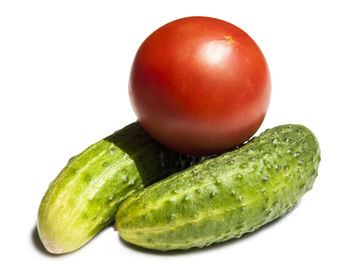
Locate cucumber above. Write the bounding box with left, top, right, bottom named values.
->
left=37, top=122, right=203, bottom=254
left=115, top=124, right=320, bottom=251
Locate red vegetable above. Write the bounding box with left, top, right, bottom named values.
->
left=129, top=16, right=271, bottom=155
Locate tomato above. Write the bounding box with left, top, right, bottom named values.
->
left=129, top=17, right=271, bottom=155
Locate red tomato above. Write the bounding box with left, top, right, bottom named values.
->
left=129, top=17, right=271, bottom=155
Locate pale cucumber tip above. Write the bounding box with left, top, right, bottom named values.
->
left=40, top=236, right=66, bottom=254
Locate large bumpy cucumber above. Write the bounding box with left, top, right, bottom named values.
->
left=116, top=124, right=320, bottom=251
left=37, top=122, right=203, bottom=254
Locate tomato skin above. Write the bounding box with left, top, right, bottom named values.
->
left=129, top=17, right=271, bottom=155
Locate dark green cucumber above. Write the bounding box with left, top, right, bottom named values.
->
left=116, top=124, right=320, bottom=251
left=37, top=122, right=203, bottom=254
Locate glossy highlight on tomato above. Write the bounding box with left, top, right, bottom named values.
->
left=129, top=16, right=271, bottom=155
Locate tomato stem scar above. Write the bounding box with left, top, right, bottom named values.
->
left=224, top=35, right=236, bottom=44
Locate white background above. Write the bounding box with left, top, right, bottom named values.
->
left=1, top=0, right=349, bottom=271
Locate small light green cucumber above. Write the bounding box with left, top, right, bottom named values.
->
left=115, top=124, right=320, bottom=251
left=37, top=122, right=203, bottom=254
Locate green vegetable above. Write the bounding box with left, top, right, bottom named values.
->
left=116, top=124, right=320, bottom=251
left=37, top=122, right=203, bottom=254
